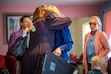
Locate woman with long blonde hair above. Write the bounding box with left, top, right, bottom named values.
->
left=45, top=5, right=64, bottom=17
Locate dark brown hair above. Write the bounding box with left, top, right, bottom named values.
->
left=20, top=15, right=30, bottom=23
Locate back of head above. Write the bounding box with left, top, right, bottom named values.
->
left=33, top=5, right=46, bottom=22
left=91, top=56, right=105, bottom=68
left=89, top=16, right=102, bottom=30
left=45, top=5, right=64, bottom=17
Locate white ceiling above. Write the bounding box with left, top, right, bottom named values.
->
left=0, top=0, right=109, bottom=6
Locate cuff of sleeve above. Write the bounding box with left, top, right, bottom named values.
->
left=22, top=31, right=27, bottom=37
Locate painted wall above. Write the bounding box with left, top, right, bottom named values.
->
left=69, top=18, right=90, bottom=57
left=0, top=5, right=100, bottom=55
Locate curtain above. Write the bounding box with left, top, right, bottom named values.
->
left=103, top=8, right=111, bottom=39
left=103, top=8, right=111, bottom=58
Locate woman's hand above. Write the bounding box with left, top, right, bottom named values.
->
left=53, top=47, right=61, bottom=56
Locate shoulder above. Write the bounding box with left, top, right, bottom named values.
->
left=10, top=30, right=22, bottom=38
left=33, top=18, right=44, bottom=24
left=85, top=32, right=90, bottom=38
left=96, top=30, right=105, bottom=35
left=10, top=32, right=17, bottom=38
left=96, top=30, right=102, bottom=33
left=96, top=30, right=107, bottom=37
left=84, top=32, right=90, bottom=43
left=46, top=15, right=71, bottom=22
left=55, top=17, right=71, bottom=21
left=61, top=26, right=69, bottom=31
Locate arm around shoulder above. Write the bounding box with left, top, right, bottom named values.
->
left=50, top=17, right=72, bottom=30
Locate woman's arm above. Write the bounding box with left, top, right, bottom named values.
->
left=46, top=16, right=72, bottom=30
left=56, top=27, right=73, bottom=52
left=99, top=32, right=110, bottom=56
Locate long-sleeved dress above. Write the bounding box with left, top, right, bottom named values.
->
left=21, top=15, right=72, bottom=74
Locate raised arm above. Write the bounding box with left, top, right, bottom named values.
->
left=46, top=16, right=72, bottom=30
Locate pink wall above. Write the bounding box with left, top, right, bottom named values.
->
left=0, top=5, right=100, bottom=55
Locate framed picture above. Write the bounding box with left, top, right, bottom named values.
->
left=3, top=13, right=33, bottom=44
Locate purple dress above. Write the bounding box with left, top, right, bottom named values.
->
left=21, top=15, right=72, bottom=74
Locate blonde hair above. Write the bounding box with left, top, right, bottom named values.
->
left=45, top=5, right=64, bottom=17
left=91, top=56, right=105, bottom=68
left=33, top=5, right=46, bottom=22
left=90, top=16, right=102, bottom=30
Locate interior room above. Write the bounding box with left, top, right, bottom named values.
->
left=0, top=0, right=110, bottom=57
left=0, top=0, right=111, bottom=74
